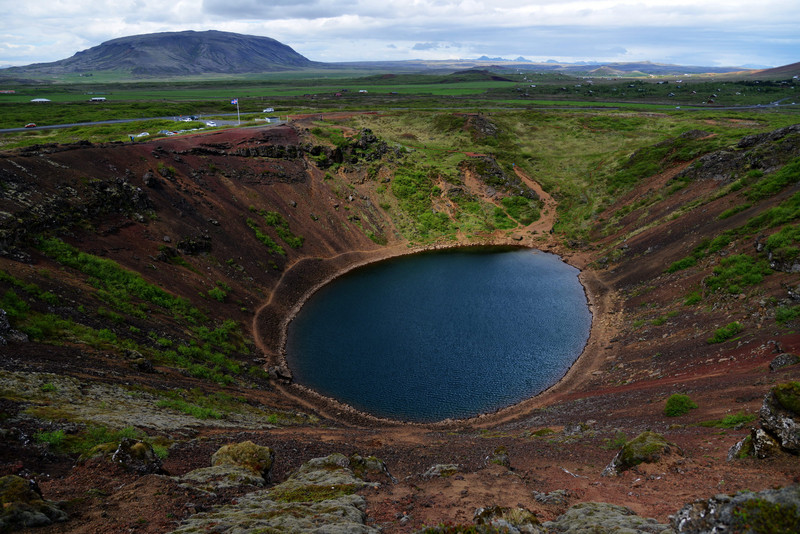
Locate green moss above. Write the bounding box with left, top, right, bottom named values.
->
left=268, top=483, right=358, bottom=503
left=156, top=398, right=221, bottom=419
left=618, top=431, right=674, bottom=470
left=733, top=498, right=800, bottom=533
left=684, top=290, right=702, bottom=306
left=746, top=157, right=800, bottom=201
left=602, top=431, right=628, bottom=450
left=772, top=382, right=800, bottom=416
left=419, top=525, right=507, bottom=533
left=212, top=441, right=274, bottom=475
left=736, top=434, right=756, bottom=459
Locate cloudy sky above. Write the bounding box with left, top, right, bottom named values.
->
left=1, top=0, right=798, bottom=69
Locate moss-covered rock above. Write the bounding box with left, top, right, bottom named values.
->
left=544, top=502, right=672, bottom=534
left=422, top=463, right=460, bottom=478
left=111, top=438, right=165, bottom=475
left=474, top=505, right=542, bottom=533
left=601, top=431, right=683, bottom=476
left=487, top=445, right=511, bottom=468
left=760, top=382, right=800, bottom=452
left=349, top=454, right=395, bottom=483
left=771, top=382, right=800, bottom=416
left=211, top=440, right=275, bottom=482
left=170, top=453, right=380, bottom=533
left=179, top=465, right=269, bottom=491
left=0, top=475, right=67, bottom=532
left=673, top=485, right=800, bottom=533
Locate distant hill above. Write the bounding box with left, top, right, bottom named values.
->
left=3, top=30, right=317, bottom=76
left=2, top=29, right=794, bottom=79
left=749, top=61, right=800, bottom=79
left=335, top=59, right=752, bottom=77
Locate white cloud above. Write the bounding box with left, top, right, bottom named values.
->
left=0, top=0, right=797, bottom=67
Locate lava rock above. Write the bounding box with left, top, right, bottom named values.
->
left=545, top=502, right=672, bottom=534
left=474, top=505, right=542, bottom=533
left=422, top=463, right=460, bottom=478
left=672, top=485, right=800, bottom=533
left=759, top=383, right=800, bottom=452
left=602, top=431, right=683, bottom=477
left=770, top=353, right=800, bottom=372
left=0, top=475, right=67, bottom=531
left=111, top=438, right=165, bottom=475
left=172, top=453, right=380, bottom=533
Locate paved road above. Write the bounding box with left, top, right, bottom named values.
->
left=0, top=112, right=254, bottom=134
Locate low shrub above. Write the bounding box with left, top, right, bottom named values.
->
left=707, top=322, right=744, bottom=344
left=664, top=394, right=698, bottom=417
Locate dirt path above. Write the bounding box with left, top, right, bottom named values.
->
left=514, top=166, right=558, bottom=235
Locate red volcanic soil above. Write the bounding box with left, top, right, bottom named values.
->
left=1, top=120, right=799, bottom=533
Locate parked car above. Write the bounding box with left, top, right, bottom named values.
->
left=263, top=107, right=274, bottom=113
left=24, top=123, right=36, bottom=128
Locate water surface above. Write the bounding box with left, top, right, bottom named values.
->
left=285, top=247, right=591, bottom=422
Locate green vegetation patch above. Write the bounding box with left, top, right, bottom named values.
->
left=776, top=304, right=800, bottom=324
left=707, top=322, right=744, bottom=344
left=607, top=132, right=722, bottom=194
left=705, top=254, right=771, bottom=294
left=602, top=431, right=629, bottom=450
left=391, top=168, right=454, bottom=240
left=246, top=218, right=286, bottom=256
left=733, top=498, right=800, bottom=534
left=259, top=210, right=305, bottom=248
left=500, top=195, right=540, bottom=225
left=664, top=394, right=698, bottom=417
left=665, top=234, right=733, bottom=274
left=698, top=412, right=757, bottom=428
left=765, top=224, right=800, bottom=264
left=37, top=237, right=202, bottom=322
left=746, top=157, right=800, bottom=202
left=310, top=125, right=348, bottom=148
left=34, top=424, right=168, bottom=459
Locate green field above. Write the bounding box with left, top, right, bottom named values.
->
left=1, top=69, right=798, bottom=193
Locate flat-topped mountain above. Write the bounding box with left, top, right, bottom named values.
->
left=5, top=30, right=316, bottom=76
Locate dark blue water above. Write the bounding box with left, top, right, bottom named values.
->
left=285, top=247, right=591, bottom=422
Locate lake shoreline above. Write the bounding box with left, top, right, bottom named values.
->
left=254, top=237, right=615, bottom=429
